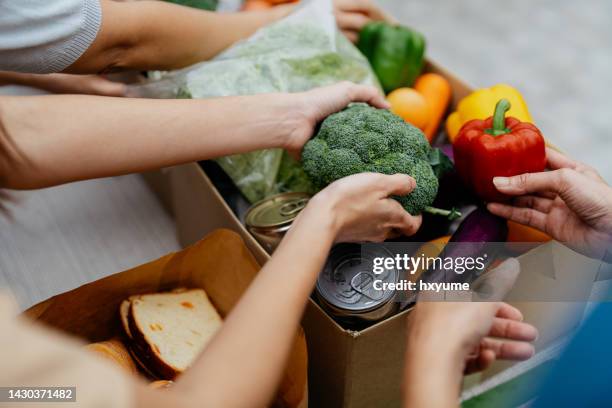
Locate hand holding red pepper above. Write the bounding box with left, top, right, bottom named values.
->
left=453, top=99, right=546, bottom=202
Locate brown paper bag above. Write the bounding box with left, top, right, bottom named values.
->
left=24, top=228, right=307, bottom=408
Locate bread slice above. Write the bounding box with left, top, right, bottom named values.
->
left=128, top=289, right=222, bottom=379
left=119, top=299, right=161, bottom=379
left=84, top=338, right=138, bottom=375
left=119, top=299, right=132, bottom=339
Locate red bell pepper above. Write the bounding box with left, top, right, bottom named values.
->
left=453, top=98, right=546, bottom=202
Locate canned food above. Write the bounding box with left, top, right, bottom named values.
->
left=316, top=244, right=399, bottom=324
left=245, top=192, right=311, bottom=253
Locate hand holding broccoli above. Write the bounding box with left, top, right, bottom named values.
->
left=302, top=103, right=458, bottom=219
left=280, top=82, right=389, bottom=159
left=303, top=173, right=422, bottom=243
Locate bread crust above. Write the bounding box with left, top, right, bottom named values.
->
left=84, top=338, right=139, bottom=375
left=128, top=300, right=180, bottom=379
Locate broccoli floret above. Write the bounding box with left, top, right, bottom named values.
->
left=302, top=139, right=329, bottom=187
left=322, top=148, right=364, bottom=184
left=302, top=104, right=452, bottom=217
left=393, top=159, right=438, bottom=215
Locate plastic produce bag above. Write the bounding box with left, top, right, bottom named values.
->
left=130, top=0, right=379, bottom=203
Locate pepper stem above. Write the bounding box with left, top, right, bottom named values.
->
left=424, top=206, right=462, bottom=221
left=485, top=98, right=511, bottom=136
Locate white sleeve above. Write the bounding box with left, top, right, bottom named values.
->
left=0, top=0, right=102, bottom=74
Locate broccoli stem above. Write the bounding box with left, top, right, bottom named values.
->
left=423, top=206, right=462, bottom=221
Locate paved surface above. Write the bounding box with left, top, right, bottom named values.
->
left=1, top=0, right=609, bottom=309
left=0, top=174, right=179, bottom=308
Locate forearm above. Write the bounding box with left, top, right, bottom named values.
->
left=67, top=0, right=292, bottom=73
left=403, top=325, right=464, bottom=408
left=172, top=197, right=337, bottom=408
left=0, top=72, right=42, bottom=88
left=0, top=93, right=298, bottom=189
left=0, top=72, right=81, bottom=94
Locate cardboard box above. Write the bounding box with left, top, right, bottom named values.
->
left=23, top=229, right=308, bottom=408
left=141, top=168, right=175, bottom=216
left=169, top=62, right=599, bottom=407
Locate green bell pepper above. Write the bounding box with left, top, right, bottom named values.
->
left=357, top=22, right=426, bottom=94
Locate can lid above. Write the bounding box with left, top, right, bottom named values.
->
left=316, top=244, right=397, bottom=313
left=245, top=192, right=311, bottom=229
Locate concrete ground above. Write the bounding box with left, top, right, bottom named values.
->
left=1, top=0, right=610, bottom=308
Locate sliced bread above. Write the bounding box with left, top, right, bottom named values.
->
left=84, top=338, right=138, bottom=375
left=119, top=299, right=132, bottom=339
left=128, top=289, right=222, bottom=379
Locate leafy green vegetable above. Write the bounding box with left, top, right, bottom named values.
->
left=428, top=148, right=455, bottom=179
left=217, top=149, right=283, bottom=204
left=175, top=87, right=192, bottom=99
left=139, top=1, right=380, bottom=203
left=284, top=53, right=371, bottom=88
left=302, top=104, right=457, bottom=218
left=276, top=152, right=316, bottom=195
left=164, top=0, right=218, bottom=11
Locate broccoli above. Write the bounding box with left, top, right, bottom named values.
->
left=302, top=103, right=459, bottom=219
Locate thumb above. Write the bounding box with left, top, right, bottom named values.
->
left=383, top=174, right=416, bottom=197
left=492, top=170, right=568, bottom=196
left=95, top=80, right=128, bottom=97
left=85, top=76, right=127, bottom=97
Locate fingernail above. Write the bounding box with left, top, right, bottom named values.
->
left=493, top=177, right=510, bottom=188
left=407, top=176, right=416, bottom=187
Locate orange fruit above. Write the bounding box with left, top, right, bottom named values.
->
left=387, top=88, right=430, bottom=131
left=241, top=0, right=273, bottom=10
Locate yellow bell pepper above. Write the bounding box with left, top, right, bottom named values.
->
left=446, top=84, right=533, bottom=143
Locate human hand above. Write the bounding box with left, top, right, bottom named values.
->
left=487, top=147, right=612, bottom=260
left=408, top=269, right=537, bottom=378
left=412, top=259, right=536, bottom=373
left=407, top=300, right=537, bottom=375
left=282, top=82, right=389, bottom=158
left=333, top=0, right=396, bottom=42
left=305, top=172, right=422, bottom=242
left=35, top=74, right=126, bottom=96
left=0, top=72, right=127, bottom=96
left=402, top=260, right=536, bottom=407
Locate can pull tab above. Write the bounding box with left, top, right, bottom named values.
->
left=350, top=272, right=384, bottom=301
left=279, top=198, right=309, bottom=217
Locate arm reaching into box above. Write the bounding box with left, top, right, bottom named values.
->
left=0, top=82, right=387, bottom=189
left=68, top=0, right=294, bottom=73
left=487, top=147, right=612, bottom=260
left=1, top=0, right=390, bottom=75
left=71, top=0, right=395, bottom=72
left=403, top=299, right=538, bottom=408
left=148, top=173, right=422, bottom=408
left=0, top=71, right=127, bottom=97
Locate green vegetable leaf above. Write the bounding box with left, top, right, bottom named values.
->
left=428, top=148, right=454, bottom=179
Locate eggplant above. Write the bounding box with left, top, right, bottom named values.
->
left=449, top=206, right=508, bottom=243
left=418, top=207, right=508, bottom=287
